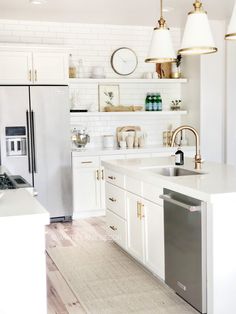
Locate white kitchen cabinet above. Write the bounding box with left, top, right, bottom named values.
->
left=126, top=192, right=145, bottom=263
left=106, top=209, right=127, bottom=249
left=73, top=167, right=101, bottom=213
left=0, top=49, right=68, bottom=84
left=72, top=156, right=102, bottom=218
left=0, top=51, right=32, bottom=84
left=33, top=52, right=68, bottom=84
left=143, top=199, right=165, bottom=279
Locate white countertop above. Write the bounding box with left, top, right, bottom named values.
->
left=0, top=166, right=49, bottom=225
left=102, top=156, right=236, bottom=201
left=72, top=145, right=195, bottom=157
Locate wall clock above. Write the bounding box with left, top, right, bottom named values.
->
left=111, top=47, right=138, bottom=76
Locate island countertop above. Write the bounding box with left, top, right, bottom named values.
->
left=102, top=156, right=236, bottom=201
left=0, top=166, right=49, bottom=225
left=102, top=156, right=236, bottom=314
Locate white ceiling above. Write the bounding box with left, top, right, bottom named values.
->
left=0, top=0, right=234, bottom=27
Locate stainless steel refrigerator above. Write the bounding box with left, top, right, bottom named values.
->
left=0, top=85, right=72, bottom=221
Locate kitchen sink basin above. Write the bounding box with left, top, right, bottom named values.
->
left=141, top=166, right=204, bottom=177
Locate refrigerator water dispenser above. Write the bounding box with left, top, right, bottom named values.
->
left=5, top=126, right=27, bottom=156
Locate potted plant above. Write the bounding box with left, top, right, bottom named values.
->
left=171, top=54, right=182, bottom=79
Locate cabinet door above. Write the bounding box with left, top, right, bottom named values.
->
left=0, top=51, right=32, bottom=84
left=33, top=52, right=68, bottom=84
left=143, top=199, right=165, bottom=280
left=73, top=167, right=101, bottom=213
left=126, top=192, right=144, bottom=263
left=100, top=155, right=125, bottom=209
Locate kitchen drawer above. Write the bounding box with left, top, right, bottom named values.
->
left=72, top=156, right=100, bottom=169
left=105, top=168, right=125, bottom=188
left=126, top=176, right=142, bottom=195
left=105, top=182, right=126, bottom=219
left=106, top=209, right=127, bottom=249
left=143, top=182, right=163, bottom=206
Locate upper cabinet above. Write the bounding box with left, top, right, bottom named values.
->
left=0, top=51, right=32, bottom=84
left=32, top=52, right=68, bottom=85
left=0, top=46, right=69, bottom=85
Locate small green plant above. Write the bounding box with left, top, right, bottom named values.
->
left=104, top=91, right=114, bottom=106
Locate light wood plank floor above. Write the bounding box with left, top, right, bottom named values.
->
left=46, top=217, right=197, bottom=314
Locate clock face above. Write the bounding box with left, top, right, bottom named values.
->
left=111, top=47, right=138, bottom=76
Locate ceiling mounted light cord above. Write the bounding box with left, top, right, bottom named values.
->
left=145, top=0, right=176, bottom=63
left=179, top=0, right=217, bottom=55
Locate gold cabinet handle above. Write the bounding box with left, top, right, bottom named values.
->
left=81, top=161, right=93, bottom=164
left=109, top=225, right=117, bottom=231
left=140, top=203, right=145, bottom=219
left=34, top=70, right=38, bottom=82
left=29, top=70, right=32, bottom=82
left=137, top=201, right=141, bottom=219
left=109, top=197, right=116, bottom=202
left=137, top=201, right=144, bottom=220
left=96, top=169, right=100, bottom=180
left=108, top=175, right=116, bottom=180
left=101, top=169, right=104, bottom=180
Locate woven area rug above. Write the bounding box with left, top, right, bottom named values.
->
left=47, top=240, right=197, bottom=314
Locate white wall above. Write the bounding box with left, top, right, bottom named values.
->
left=0, top=19, right=185, bottom=148
left=200, top=20, right=226, bottom=163
left=226, top=37, right=236, bottom=166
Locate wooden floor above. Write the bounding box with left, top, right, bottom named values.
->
left=46, top=218, right=197, bottom=314
left=46, top=217, right=107, bottom=314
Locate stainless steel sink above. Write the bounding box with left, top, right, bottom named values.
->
left=142, top=166, right=204, bottom=177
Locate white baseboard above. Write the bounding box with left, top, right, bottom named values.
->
left=73, top=210, right=105, bottom=220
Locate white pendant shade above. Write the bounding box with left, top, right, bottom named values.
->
left=179, top=2, right=217, bottom=55
left=145, top=27, right=176, bottom=63
left=225, top=1, right=236, bottom=40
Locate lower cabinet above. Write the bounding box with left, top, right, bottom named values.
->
left=126, top=192, right=145, bottom=263
left=72, top=156, right=104, bottom=218
left=105, top=179, right=165, bottom=280
left=106, top=209, right=127, bottom=249
left=143, top=199, right=165, bottom=279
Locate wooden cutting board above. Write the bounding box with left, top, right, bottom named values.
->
left=116, top=126, right=141, bottom=142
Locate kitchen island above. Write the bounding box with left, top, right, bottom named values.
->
left=102, top=156, right=236, bottom=314
left=0, top=166, right=50, bottom=314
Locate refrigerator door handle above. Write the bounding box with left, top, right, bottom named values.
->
left=26, top=110, right=32, bottom=173
left=31, top=110, right=37, bottom=173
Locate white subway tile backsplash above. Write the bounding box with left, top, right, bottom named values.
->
left=0, top=18, right=183, bottom=148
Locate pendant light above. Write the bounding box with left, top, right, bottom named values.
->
left=179, top=0, right=217, bottom=55
left=145, top=0, right=176, bottom=63
left=225, top=1, right=236, bottom=40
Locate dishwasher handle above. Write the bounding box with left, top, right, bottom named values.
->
left=160, top=194, right=201, bottom=212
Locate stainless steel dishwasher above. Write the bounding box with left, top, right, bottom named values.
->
left=160, top=189, right=207, bottom=314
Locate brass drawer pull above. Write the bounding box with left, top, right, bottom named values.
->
left=29, top=70, right=32, bottom=82
left=81, top=161, right=93, bottom=164
left=109, top=197, right=116, bottom=202
left=109, top=225, right=117, bottom=231
left=108, top=175, right=116, bottom=180
left=34, top=69, right=38, bottom=82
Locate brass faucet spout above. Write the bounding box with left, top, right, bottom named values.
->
left=171, top=125, right=202, bottom=170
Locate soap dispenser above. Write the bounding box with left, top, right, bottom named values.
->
left=175, top=146, right=184, bottom=166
